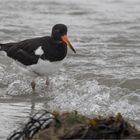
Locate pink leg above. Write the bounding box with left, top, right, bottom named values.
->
left=31, top=80, right=36, bottom=94
left=46, top=77, right=49, bottom=86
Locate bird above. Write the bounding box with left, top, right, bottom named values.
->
left=0, top=24, right=76, bottom=93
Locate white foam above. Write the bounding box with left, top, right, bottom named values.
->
left=47, top=78, right=111, bottom=116
left=6, top=80, right=31, bottom=96
left=108, top=94, right=140, bottom=121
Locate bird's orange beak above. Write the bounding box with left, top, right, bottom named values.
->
left=61, top=35, right=76, bottom=53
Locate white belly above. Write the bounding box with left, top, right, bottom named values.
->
left=27, top=58, right=62, bottom=76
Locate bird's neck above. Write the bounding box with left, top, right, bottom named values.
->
left=49, top=36, right=67, bottom=52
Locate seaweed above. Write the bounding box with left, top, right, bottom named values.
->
left=7, top=110, right=140, bottom=140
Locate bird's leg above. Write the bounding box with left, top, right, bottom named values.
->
left=46, top=77, right=49, bottom=86
left=30, top=95, right=35, bottom=115
left=31, top=80, right=36, bottom=94
left=30, top=80, right=36, bottom=115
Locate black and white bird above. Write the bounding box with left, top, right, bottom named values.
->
left=0, top=24, right=76, bottom=93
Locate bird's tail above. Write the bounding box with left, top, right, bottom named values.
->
left=0, top=43, right=11, bottom=52
left=0, top=43, right=3, bottom=50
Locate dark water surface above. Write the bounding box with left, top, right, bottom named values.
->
left=0, top=0, right=140, bottom=139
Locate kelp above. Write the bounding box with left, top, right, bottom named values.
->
left=8, top=110, right=140, bottom=140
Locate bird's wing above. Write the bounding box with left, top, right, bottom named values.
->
left=13, top=49, right=39, bottom=65
left=5, top=37, right=48, bottom=65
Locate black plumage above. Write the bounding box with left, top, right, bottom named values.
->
left=0, top=24, right=75, bottom=66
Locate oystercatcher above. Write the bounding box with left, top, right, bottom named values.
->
left=0, top=24, right=76, bottom=93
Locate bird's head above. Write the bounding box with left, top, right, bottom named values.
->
left=51, top=24, right=76, bottom=53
